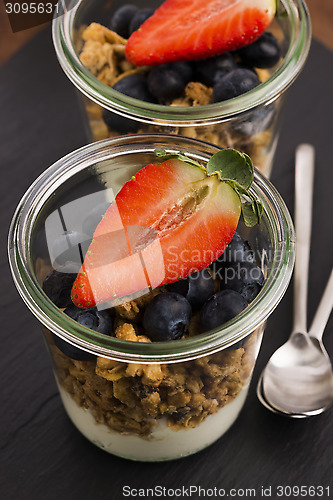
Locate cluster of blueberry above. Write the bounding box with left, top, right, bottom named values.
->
left=111, top=33, right=280, bottom=105
left=43, top=230, right=264, bottom=359
left=103, top=4, right=281, bottom=134
left=147, top=232, right=264, bottom=341
left=43, top=258, right=113, bottom=360
left=110, top=5, right=155, bottom=39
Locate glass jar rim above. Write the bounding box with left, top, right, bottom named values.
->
left=52, top=0, right=311, bottom=126
left=8, top=134, right=295, bottom=363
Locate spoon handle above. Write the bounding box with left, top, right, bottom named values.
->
left=309, top=269, right=333, bottom=341
left=293, top=144, right=315, bottom=335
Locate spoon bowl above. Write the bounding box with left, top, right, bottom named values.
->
left=258, top=331, right=333, bottom=417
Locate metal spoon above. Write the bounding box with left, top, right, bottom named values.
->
left=258, top=271, right=333, bottom=417
left=257, top=144, right=333, bottom=417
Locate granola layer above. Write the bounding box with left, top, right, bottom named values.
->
left=49, top=323, right=259, bottom=438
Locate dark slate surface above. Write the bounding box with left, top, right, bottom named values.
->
left=1, top=26, right=332, bottom=500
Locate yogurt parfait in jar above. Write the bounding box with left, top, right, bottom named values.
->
left=8, top=134, right=295, bottom=460
left=52, top=0, right=311, bottom=178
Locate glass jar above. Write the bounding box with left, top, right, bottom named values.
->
left=8, top=134, right=295, bottom=461
left=52, top=0, right=311, bottom=178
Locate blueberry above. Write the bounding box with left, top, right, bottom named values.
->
left=43, top=264, right=78, bottom=308
left=52, top=334, right=95, bottom=361
left=214, top=232, right=255, bottom=270
left=237, top=64, right=258, bottom=75
left=113, top=74, right=156, bottom=103
left=194, top=53, right=238, bottom=86
left=200, top=290, right=248, bottom=332
left=220, top=261, right=265, bottom=303
left=167, top=269, right=214, bottom=310
left=226, top=232, right=255, bottom=264
left=232, top=103, right=276, bottom=136
left=213, top=68, right=260, bottom=102
left=143, top=293, right=192, bottom=341
left=82, top=201, right=111, bottom=237
left=128, top=8, right=154, bottom=36
left=102, top=108, right=138, bottom=134
left=148, top=64, right=187, bottom=101
left=237, top=32, right=281, bottom=69
left=110, top=4, right=138, bottom=38
left=52, top=231, right=91, bottom=268
left=171, top=61, right=194, bottom=83
left=64, top=304, right=112, bottom=334
left=53, top=306, right=112, bottom=360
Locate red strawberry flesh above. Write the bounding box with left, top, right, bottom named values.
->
left=125, top=0, right=276, bottom=66
left=71, top=159, right=241, bottom=308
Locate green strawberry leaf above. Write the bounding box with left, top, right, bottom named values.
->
left=231, top=183, right=264, bottom=227
left=206, top=148, right=262, bottom=226
left=206, top=148, right=253, bottom=190
left=154, top=147, right=263, bottom=227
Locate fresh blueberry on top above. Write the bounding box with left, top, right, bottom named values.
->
left=102, top=108, right=139, bottom=134
left=110, top=4, right=138, bottom=38
left=226, top=232, right=255, bottom=264
left=232, top=103, right=275, bottom=136
left=171, top=61, right=194, bottom=83
left=147, top=64, right=187, bottom=101
left=194, top=53, right=238, bottom=87
left=42, top=264, right=78, bottom=308
left=237, top=32, right=281, bottom=69
left=64, top=304, right=113, bottom=335
left=200, top=290, right=248, bottom=332
left=53, top=305, right=112, bottom=360
left=217, top=232, right=254, bottom=267
left=220, top=261, right=265, bottom=303
left=236, top=64, right=258, bottom=75
left=167, top=269, right=214, bottom=310
left=213, top=68, right=260, bottom=102
left=143, top=293, right=192, bottom=341
left=128, top=8, right=155, bottom=36
left=113, top=74, right=156, bottom=103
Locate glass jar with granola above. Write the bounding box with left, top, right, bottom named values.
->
left=52, top=0, right=311, bottom=177
left=9, top=134, right=295, bottom=460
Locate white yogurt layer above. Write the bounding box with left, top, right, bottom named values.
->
left=58, top=384, right=249, bottom=461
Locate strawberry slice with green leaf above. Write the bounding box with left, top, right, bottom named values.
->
left=71, top=149, right=262, bottom=309
left=125, top=0, right=276, bottom=66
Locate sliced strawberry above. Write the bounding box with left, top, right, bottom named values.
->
left=125, top=0, right=276, bottom=66
left=71, top=157, right=242, bottom=308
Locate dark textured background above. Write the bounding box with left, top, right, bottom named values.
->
left=1, top=27, right=332, bottom=500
